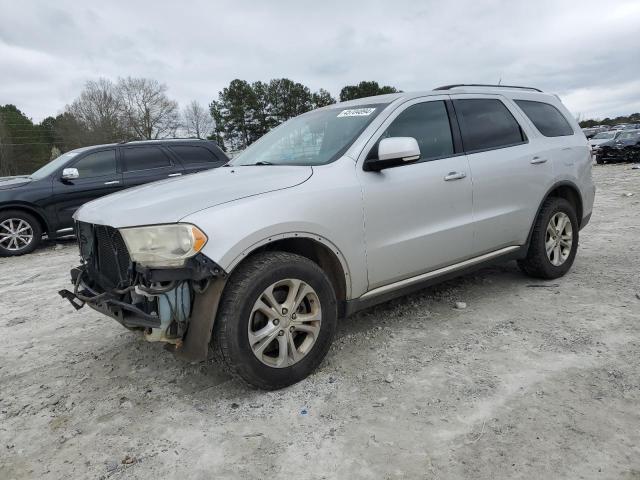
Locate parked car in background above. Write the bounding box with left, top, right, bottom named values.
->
left=0, top=139, right=228, bottom=256
left=612, top=124, right=639, bottom=131
left=582, top=127, right=600, bottom=139
left=588, top=130, right=622, bottom=148
left=62, top=84, right=594, bottom=389
left=592, top=129, right=640, bottom=164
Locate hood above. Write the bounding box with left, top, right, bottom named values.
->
left=0, top=176, right=32, bottom=190
left=593, top=140, right=615, bottom=148
left=589, top=138, right=613, bottom=147
left=75, top=165, right=313, bottom=228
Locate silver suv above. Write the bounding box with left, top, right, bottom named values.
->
left=62, top=84, right=595, bottom=389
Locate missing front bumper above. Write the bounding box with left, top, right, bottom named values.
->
left=60, top=254, right=227, bottom=358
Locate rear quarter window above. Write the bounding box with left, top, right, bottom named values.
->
left=514, top=100, right=574, bottom=137
left=453, top=98, right=526, bottom=152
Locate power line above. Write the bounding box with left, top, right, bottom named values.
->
left=0, top=142, right=62, bottom=146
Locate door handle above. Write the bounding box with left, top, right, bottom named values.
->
left=104, top=180, right=120, bottom=185
left=444, top=171, right=466, bottom=181
left=168, top=173, right=182, bottom=177
left=530, top=157, right=548, bottom=164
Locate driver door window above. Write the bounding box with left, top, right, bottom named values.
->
left=52, top=149, right=121, bottom=229
left=378, top=101, right=454, bottom=161
left=73, top=150, right=117, bottom=177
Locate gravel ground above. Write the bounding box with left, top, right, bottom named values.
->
left=1, top=164, right=639, bottom=480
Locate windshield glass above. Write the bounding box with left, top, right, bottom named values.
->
left=230, top=104, right=386, bottom=166
left=618, top=131, right=639, bottom=140
left=30, top=150, right=82, bottom=179
left=592, top=132, right=614, bottom=139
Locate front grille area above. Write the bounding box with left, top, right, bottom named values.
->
left=77, top=222, right=132, bottom=290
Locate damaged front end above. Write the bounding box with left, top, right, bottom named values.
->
left=59, top=222, right=226, bottom=360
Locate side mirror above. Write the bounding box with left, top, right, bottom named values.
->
left=61, top=168, right=79, bottom=181
left=363, top=137, right=421, bottom=172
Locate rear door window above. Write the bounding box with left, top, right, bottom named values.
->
left=453, top=99, right=526, bottom=152
left=381, top=100, right=454, bottom=161
left=169, top=145, right=223, bottom=165
left=514, top=100, right=574, bottom=137
left=122, top=146, right=172, bottom=172
left=72, top=150, right=117, bottom=178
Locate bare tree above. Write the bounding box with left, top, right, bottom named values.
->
left=183, top=100, right=214, bottom=139
left=118, top=77, right=180, bottom=139
left=67, top=78, right=124, bottom=143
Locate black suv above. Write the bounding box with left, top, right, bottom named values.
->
left=0, top=139, right=228, bottom=256
left=593, top=130, right=640, bottom=164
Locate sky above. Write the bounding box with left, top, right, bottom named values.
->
left=0, top=0, right=639, bottom=123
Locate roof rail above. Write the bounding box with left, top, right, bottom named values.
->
left=117, top=137, right=204, bottom=144
left=434, top=83, right=543, bottom=93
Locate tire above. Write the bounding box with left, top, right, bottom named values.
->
left=213, top=251, right=337, bottom=390
left=595, top=157, right=604, bottom=165
left=0, top=210, right=42, bottom=257
left=518, top=197, right=579, bottom=279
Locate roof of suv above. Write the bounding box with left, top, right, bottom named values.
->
left=333, top=84, right=557, bottom=108
left=68, top=138, right=222, bottom=151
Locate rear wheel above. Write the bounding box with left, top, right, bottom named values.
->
left=213, top=251, right=337, bottom=390
left=0, top=210, right=42, bottom=257
left=518, top=197, right=578, bottom=279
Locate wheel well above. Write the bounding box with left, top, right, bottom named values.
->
left=241, top=237, right=348, bottom=304
left=0, top=206, right=49, bottom=234
left=547, top=185, right=583, bottom=226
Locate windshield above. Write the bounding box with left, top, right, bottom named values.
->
left=230, top=104, right=386, bottom=166
left=618, top=131, right=639, bottom=140
left=592, top=132, right=614, bottom=139
left=30, top=150, right=82, bottom=180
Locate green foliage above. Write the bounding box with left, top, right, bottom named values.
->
left=0, top=105, right=51, bottom=175
left=1, top=77, right=398, bottom=171
left=210, top=78, right=337, bottom=150
left=312, top=89, right=336, bottom=109
left=339, top=81, right=400, bottom=102
left=579, top=112, right=640, bottom=128
left=210, top=79, right=261, bottom=150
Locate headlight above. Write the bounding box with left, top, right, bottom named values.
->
left=119, top=223, right=208, bottom=268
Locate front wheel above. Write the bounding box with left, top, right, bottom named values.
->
left=0, top=210, right=42, bottom=257
left=213, top=251, right=337, bottom=390
left=518, top=197, right=579, bottom=279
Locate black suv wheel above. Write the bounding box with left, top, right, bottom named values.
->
left=0, top=210, right=42, bottom=257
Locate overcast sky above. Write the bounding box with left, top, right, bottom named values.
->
left=1, top=0, right=639, bottom=123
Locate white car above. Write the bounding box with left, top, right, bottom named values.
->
left=62, top=84, right=595, bottom=389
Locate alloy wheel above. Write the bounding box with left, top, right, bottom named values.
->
left=248, top=278, right=322, bottom=368
left=545, top=212, right=573, bottom=266
left=0, top=218, right=34, bottom=252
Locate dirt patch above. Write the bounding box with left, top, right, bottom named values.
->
left=1, top=164, right=639, bottom=479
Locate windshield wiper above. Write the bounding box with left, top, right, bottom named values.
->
left=251, top=161, right=274, bottom=166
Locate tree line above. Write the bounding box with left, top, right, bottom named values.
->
left=0, top=78, right=399, bottom=175
left=578, top=112, right=640, bottom=128
left=209, top=79, right=398, bottom=150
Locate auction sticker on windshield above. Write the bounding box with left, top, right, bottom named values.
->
left=337, top=108, right=376, bottom=117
